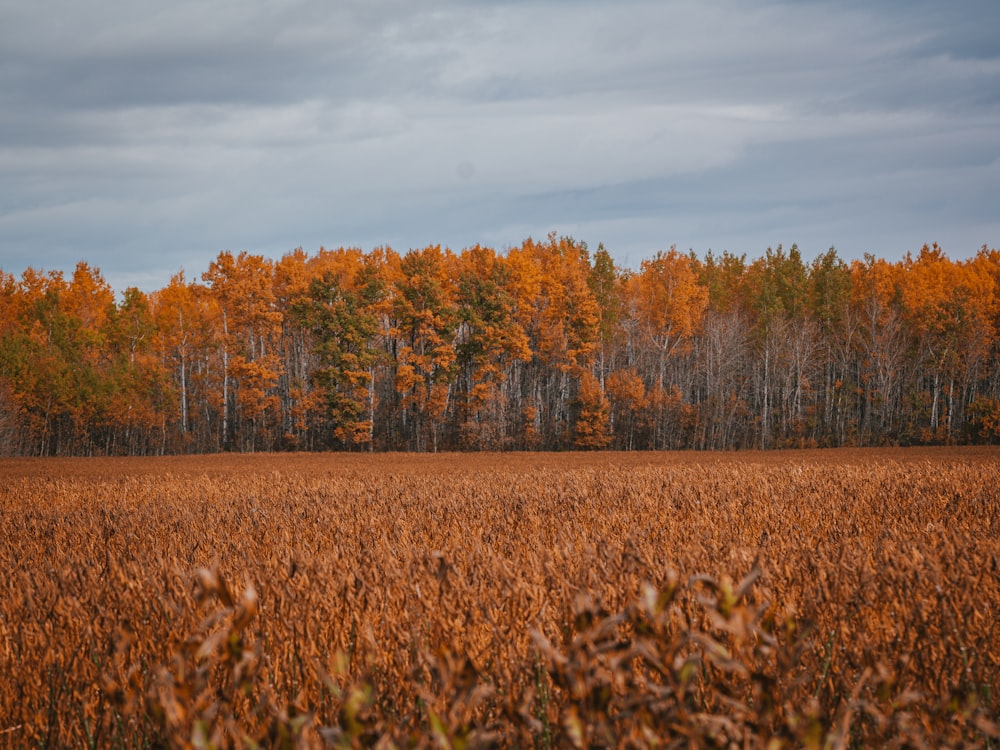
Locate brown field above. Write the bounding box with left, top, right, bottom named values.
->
left=1, top=448, right=998, bottom=748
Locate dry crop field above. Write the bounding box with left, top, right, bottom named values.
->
left=1, top=448, right=998, bottom=748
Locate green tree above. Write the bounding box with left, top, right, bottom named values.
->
left=742, top=245, right=811, bottom=447
left=588, top=244, right=624, bottom=386
left=808, top=248, right=856, bottom=444
left=295, top=254, right=386, bottom=448
left=453, top=245, right=531, bottom=448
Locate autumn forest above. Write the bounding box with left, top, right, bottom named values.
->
left=2, top=235, right=999, bottom=456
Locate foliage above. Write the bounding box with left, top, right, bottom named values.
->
left=1, top=242, right=999, bottom=454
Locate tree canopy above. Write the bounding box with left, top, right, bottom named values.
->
left=2, top=238, right=999, bottom=455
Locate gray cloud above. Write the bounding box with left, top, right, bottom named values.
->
left=0, top=0, right=997, bottom=291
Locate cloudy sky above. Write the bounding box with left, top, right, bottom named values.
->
left=1, top=0, right=998, bottom=292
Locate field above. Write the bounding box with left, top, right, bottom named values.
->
left=1, top=448, right=998, bottom=748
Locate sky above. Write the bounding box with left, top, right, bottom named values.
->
left=1, top=0, right=998, bottom=293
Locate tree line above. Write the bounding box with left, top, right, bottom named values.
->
left=2, top=235, right=999, bottom=455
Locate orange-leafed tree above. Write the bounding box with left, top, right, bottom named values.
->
left=1, top=269, right=70, bottom=452
left=604, top=368, right=647, bottom=450
left=973, top=247, right=1000, bottom=437
left=527, top=235, right=600, bottom=374
left=573, top=370, right=612, bottom=449
left=151, top=272, right=222, bottom=448
left=388, top=245, right=458, bottom=451
left=503, top=240, right=546, bottom=447
left=629, top=248, right=709, bottom=372
left=898, top=244, right=996, bottom=441
left=507, top=235, right=601, bottom=448
left=0, top=266, right=116, bottom=453
left=202, top=251, right=283, bottom=451
left=272, top=248, right=325, bottom=448
left=100, top=286, right=173, bottom=454
left=625, top=247, right=708, bottom=448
